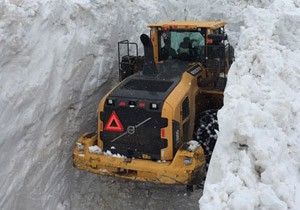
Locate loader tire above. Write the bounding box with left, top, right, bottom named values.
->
left=194, top=109, right=218, bottom=169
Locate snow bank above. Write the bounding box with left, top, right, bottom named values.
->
left=200, top=0, right=300, bottom=209
left=0, top=1, right=188, bottom=209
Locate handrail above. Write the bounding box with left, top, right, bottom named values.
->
left=117, top=40, right=139, bottom=81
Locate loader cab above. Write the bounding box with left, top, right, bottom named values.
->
left=157, top=28, right=206, bottom=62
left=118, top=21, right=233, bottom=82
left=148, top=21, right=232, bottom=75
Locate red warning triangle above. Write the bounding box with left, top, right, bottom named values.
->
left=104, top=111, right=124, bottom=132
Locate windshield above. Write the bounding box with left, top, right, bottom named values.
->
left=158, top=30, right=205, bottom=61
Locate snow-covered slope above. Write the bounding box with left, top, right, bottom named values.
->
left=0, top=1, right=192, bottom=209
left=1, top=0, right=300, bottom=209
left=199, top=0, right=300, bottom=209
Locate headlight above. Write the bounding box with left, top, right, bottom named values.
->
left=150, top=103, right=158, bottom=110
left=129, top=101, right=136, bottom=108
left=107, top=99, right=114, bottom=105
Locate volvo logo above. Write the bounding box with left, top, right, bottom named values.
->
left=127, top=126, right=135, bottom=134
left=110, top=118, right=151, bottom=143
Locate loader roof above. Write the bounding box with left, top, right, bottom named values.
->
left=109, top=60, right=190, bottom=101
left=148, top=20, right=227, bottom=30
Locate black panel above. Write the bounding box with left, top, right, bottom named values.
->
left=110, top=60, right=190, bottom=101
left=100, top=105, right=168, bottom=160
left=182, top=97, right=189, bottom=120
left=172, top=121, right=180, bottom=156
left=100, top=60, right=198, bottom=160
left=183, top=120, right=190, bottom=142
left=122, top=79, right=173, bottom=92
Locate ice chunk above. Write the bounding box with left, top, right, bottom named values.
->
left=187, top=140, right=200, bottom=152
left=88, top=145, right=102, bottom=154
left=104, top=150, right=126, bottom=158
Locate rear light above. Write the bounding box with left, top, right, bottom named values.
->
left=138, top=103, right=145, bottom=107
left=207, top=38, right=213, bottom=44
left=161, top=128, right=166, bottom=138
left=119, top=101, right=126, bottom=106
left=162, top=26, right=170, bottom=31
left=150, top=103, right=158, bottom=110
left=107, top=99, right=114, bottom=105
left=99, top=122, right=103, bottom=131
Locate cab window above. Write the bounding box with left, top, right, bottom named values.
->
left=158, top=30, right=205, bottom=61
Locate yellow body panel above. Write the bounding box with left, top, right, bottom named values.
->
left=148, top=20, right=227, bottom=30
left=74, top=133, right=206, bottom=185
left=150, top=27, right=159, bottom=64
left=164, top=63, right=211, bottom=145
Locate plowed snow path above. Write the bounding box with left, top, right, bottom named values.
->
left=67, top=171, right=202, bottom=210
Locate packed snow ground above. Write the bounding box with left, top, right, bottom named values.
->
left=1, top=0, right=300, bottom=210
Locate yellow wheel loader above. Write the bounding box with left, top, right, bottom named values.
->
left=73, top=21, right=234, bottom=191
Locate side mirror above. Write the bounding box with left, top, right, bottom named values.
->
left=207, top=34, right=227, bottom=42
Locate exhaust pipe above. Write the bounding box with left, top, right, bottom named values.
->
left=140, top=34, right=158, bottom=76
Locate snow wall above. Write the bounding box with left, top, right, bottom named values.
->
left=198, top=0, right=300, bottom=210
left=1, top=0, right=300, bottom=210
